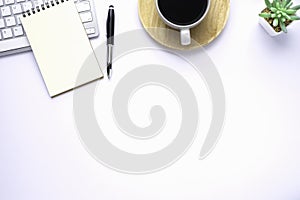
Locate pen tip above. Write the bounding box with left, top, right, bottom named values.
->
left=107, top=64, right=112, bottom=80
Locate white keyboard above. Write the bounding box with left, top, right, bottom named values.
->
left=0, top=0, right=99, bottom=56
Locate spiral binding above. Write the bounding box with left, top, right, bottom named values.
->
left=22, top=0, right=69, bottom=17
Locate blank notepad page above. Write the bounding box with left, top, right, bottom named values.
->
left=21, top=0, right=103, bottom=97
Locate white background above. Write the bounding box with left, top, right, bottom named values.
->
left=1, top=0, right=300, bottom=200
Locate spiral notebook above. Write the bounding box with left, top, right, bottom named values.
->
left=21, top=0, right=103, bottom=97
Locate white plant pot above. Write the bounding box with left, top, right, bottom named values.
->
left=259, top=15, right=297, bottom=37
left=259, top=17, right=283, bottom=37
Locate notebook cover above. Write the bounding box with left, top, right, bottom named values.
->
left=21, top=0, right=103, bottom=97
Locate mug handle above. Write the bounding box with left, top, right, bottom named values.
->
left=180, top=28, right=191, bottom=46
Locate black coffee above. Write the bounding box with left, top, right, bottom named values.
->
left=157, top=0, right=208, bottom=26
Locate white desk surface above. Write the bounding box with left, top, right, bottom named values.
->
left=1, top=0, right=300, bottom=199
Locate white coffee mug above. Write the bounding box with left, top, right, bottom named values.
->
left=155, top=0, right=210, bottom=46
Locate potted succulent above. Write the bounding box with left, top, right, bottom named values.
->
left=259, top=0, right=300, bottom=36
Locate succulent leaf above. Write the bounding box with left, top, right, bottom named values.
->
left=286, top=1, right=293, bottom=8
left=283, top=0, right=292, bottom=7
left=259, top=12, right=272, bottom=18
left=290, top=15, right=300, bottom=20
left=279, top=20, right=287, bottom=32
left=291, top=5, right=300, bottom=10
left=282, top=0, right=287, bottom=7
left=285, top=9, right=297, bottom=14
left=273, top=18, right=279, bottom=26
left=265, top=0, right=272, bottom=8
left=281, top=17, right=286, bottom=22
left=270, top=7, right=277, bottom=12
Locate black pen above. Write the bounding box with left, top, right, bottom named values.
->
left=106, top=5, right=115, bottom=79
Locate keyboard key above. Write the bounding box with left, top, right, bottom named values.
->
left=16, top=0, right=25, bottom=2
left=15, top=14, right=22, bottom=24
left=0, top=0, right=3, bottom=6
left=2, top=28, right=13, bottom=39
left=4, top=0, right=14, bottom=5
left=22, top=2, right=32, bottom=12
left=13, top=26, right=23, bottom=36
left=12, top=4, right=22, bottom=14
left=0, top=19, right=5, bottom=28
left=76, top=1, right=90, bottom=12
left=1, top=6, right=11, bottom=17
left=79, top=12, right=92, bottom=23
left=33, top=0, right=43, bottom=7
left=0, top=33, right=2, bottom=40
left=85, top=27, right=95, bottom=35
left=5, top=16, right=16, bottom=27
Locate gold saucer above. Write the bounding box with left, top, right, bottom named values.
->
left=138, top=0, right=230, bottom=50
